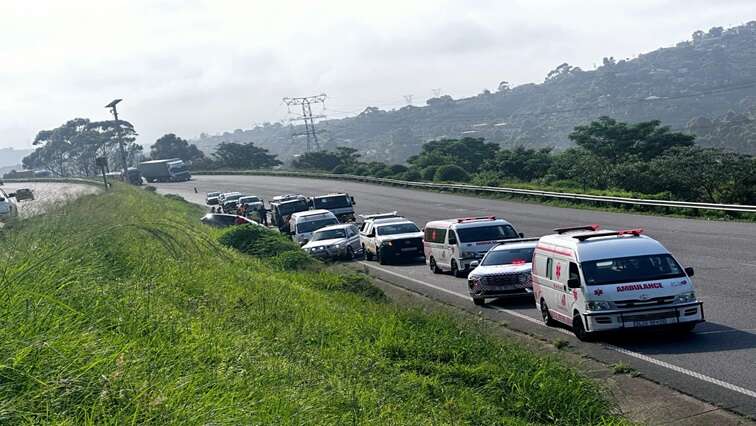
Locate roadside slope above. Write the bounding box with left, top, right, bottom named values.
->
left=0, top=186, right=625, bottom=424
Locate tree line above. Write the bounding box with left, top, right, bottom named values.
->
left=290, top=117, right=755, bottom=205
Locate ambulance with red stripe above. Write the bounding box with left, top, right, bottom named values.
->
left=532, top=225, right=703, bottom=341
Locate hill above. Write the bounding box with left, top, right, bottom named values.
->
left=194, top=22, right=756, bottom=162
left=0, top=147, right=32, bottom=168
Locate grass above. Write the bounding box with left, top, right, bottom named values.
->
left=611, top=363, right=638, bottom=376
left=0, top=185, right=628, bottom=424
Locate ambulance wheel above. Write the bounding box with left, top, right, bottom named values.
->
left=429, top=257, right=442, bottom=274
left=451, top=260, right=466, bottom=278
left=377, top=249, right=388, bottom=265
left=364, top=246, right=373, bottom=261
left=540, top=301, right=556, bottom=326
left=572, top=315, right=596, bottom=342
left=473, top=297, right=485, bottom=306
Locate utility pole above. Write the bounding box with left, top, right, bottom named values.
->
left=432, top=88, right=441, bottom=97
left=403, top=94, right=414, bottom=106
left=282, top=94, right=327, bottom=152
left=105, top=99, right=129, bottom=178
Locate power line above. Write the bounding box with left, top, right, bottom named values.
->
left=282, top=94, right=327, bottom=152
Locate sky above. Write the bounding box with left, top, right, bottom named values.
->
left=1, top=0, right=754, bottom=150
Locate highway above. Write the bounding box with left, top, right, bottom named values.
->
left=156, top=174, right=756, bottom=418
left=1, top=182, right=100, bottom=219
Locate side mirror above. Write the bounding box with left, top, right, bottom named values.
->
left=8, top=192, right=16, bottom=198
left=519, top=232, right=525, bottom=238
left=368, top=231, right=375, bottom=237
left=470, top=260, right=479, bottom=268
left=684, top=267, right=695, bottom=277
left=567, top=278, right=581, bottom=289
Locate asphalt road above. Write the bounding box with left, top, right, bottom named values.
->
left=1, top=182, right=99, bottom=219
left=156, top=175, right=756, bottom=417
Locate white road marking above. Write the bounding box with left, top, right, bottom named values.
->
left=359, top=261, right=756, bottom=400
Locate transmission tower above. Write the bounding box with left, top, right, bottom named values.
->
left=282, top=93, right=327, bottom=152
left=432, top=88, right=441, bottom=97
left=403, top=94, right=414, bottom=105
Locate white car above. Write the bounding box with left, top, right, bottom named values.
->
left=289, top=209, right=339, bottom=245
left=303, top=224, right=362, bottom=260
left=0, top=189, right=19, bottom=221
left=423, top=216, right=523, bottom=277
left=533, top=225, right=703, bottom=341
left=360, top=214, right=424, bottom=265
left=467, top=239, right=539, bottom=305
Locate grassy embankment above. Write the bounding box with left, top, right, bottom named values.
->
left=0, top=185, right=627, bottom=424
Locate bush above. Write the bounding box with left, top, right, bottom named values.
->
left=421, top=165, right=439, bottom=181
left=144, top=185, right=157, bottom=192
left=331, top=164, right=348, bottom=174
left=163, top=193, right=187, bottom=203
left=402, top=169, right=422, bottom=181
left=218, top=224, right=300, bottom=258
left=388, top=164, right=408, bottom=176
left=434, top=164, right=470, bottom=182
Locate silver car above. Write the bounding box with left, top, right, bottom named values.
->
left=302, top=224, right=363, bottom=260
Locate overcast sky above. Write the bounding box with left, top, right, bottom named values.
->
left=1, top=0, right=754, bottom=149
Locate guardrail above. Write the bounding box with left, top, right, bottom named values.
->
left=194, top=170, right=756, bottom=214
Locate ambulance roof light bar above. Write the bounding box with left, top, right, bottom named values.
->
left=573, top=228, right=644, bottom=241
left=457, top=216, right=496, bottom=223
left=554, top=224, right=600, bottom=234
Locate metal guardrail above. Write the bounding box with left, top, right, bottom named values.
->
left=2, top=177, right=107, bottom=188
left=195, top=170, right=756, bottom=213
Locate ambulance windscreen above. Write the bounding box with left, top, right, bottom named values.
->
left=457, top=225, right=518, bottom=243
left=581, top=254, right=685, bottom=286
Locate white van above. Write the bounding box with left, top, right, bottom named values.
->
left=533, top=225, right=703, bottom=341
left=423, top=216, right=523, bottom=277
left=289, top=209, right=339, bottom=245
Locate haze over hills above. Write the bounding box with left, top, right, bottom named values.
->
left=194, top=22, right=756, bottom=163
left=0, top=147, right=32, bottom=168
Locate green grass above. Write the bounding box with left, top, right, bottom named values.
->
left=0, top=185, right=628, bottom=424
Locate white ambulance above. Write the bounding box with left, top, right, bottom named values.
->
left=532, top=225, right=703, bottom=341
left=423, top=216, right=523, bottom=277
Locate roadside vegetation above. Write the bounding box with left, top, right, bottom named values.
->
left=0, top=185, right=627, bottom=424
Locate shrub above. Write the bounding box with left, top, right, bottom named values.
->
left=144, top=185, right=157, bottom=192
left=402, top=169, right=422, bottom=181
left=388, top=164, right=408, bottom=176
left=434, top=164, right=470, bottom=182
left=218, top=224, right=300, bottom=258
left=331, top=164, right=348, bottom=174
left=421, top=165, right=439, bottom=181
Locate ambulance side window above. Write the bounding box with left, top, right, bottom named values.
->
left=448, top=230, right=458, bottom=245
left=546, top=258, right=553, bottom=280
left=534, top=254, right=547, bottom=277
left=569, top=262, right=580, bottom=282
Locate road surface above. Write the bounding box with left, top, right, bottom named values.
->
left=156, top=175, right=756, bottom=418
left=2, top=182, right=100, bottom=219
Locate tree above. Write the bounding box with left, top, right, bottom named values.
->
left=291, top=151, right=342, bottom=171
left=408, top=138, right=500, bottom=173
left=497, top=81, right=511, bottom=92
left=568, top=117, right=695, bottom=162
left=24, top=118, right=140, bottom=177
left=547, top=148, right=610, bottom=190
left=212, top=142, right=281, bottom=169
left=150, top=134, right=204, bottom=162
left=482, top=146, right=553, bottom=182
left=434, top=164, right=469, bottom=182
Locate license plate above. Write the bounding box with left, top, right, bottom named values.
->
left=400, top=247, right=417, bottom=252
left=631, top=319, right=669, bottom=327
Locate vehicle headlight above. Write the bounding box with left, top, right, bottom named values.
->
left=332, top=244, right=341, bottom=249
left=460, top=251, right=474, bottom=259
left=587, top=301, right=612, bottom=311
left=674, top=291, right=696, bottom=304
left=468, top=275, right=482, bottom=288
left=382, top=241, right=393, bottom=247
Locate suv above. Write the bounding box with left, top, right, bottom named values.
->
left=467, top=238, right=539, bottom=306
left=270, top=195, right=309, bottom=233
left=360, top=213, right=424, bottom=264
left=289, top=209, right=339, bottom=245
left=423, top=216, right=523, bottom=277
left=302, top=224, right=362, bottom=260
left=309, top=193, right=356, bottom=222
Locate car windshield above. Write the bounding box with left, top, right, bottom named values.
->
left=312, top=195, right=351, bottom=209
left=376, top=223, right=420, bottom=236
left=207, top=192, right=220, bottom=197
left=457, top=225, right=518, bottom=242
left=297, top=218, right=338, bottom=234
left=239, top=197, right=260, bottom=203
left=278, top=200, right=308, bottom=215
left=311, top=229, right=346, bottom=241
left=481, top=247, right=535, bottom=266
left=581, top=254, right=685, bottom=286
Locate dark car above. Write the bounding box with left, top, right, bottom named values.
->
left=14, top=188, right=34, bottom=201
left=200, top=213, right=259, bottom=228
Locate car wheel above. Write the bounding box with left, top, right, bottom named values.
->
left=572, top=314, right=595, bottom=342
left=541, top=301, right=556, bottom=326
left=429, top=257, right=442, bottom=274
left=451, top=260, right=466, bottom=278
left=378, top=248, right=388, bottom=265
left=473, top=297, right=485, bottom=306
left=364, top=246, right=373, bottom=261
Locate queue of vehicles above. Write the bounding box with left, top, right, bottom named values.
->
left=202, top=190, right=703, bottom=341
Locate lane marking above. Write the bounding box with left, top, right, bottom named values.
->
left=359, top=261, right=756, bottom=400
